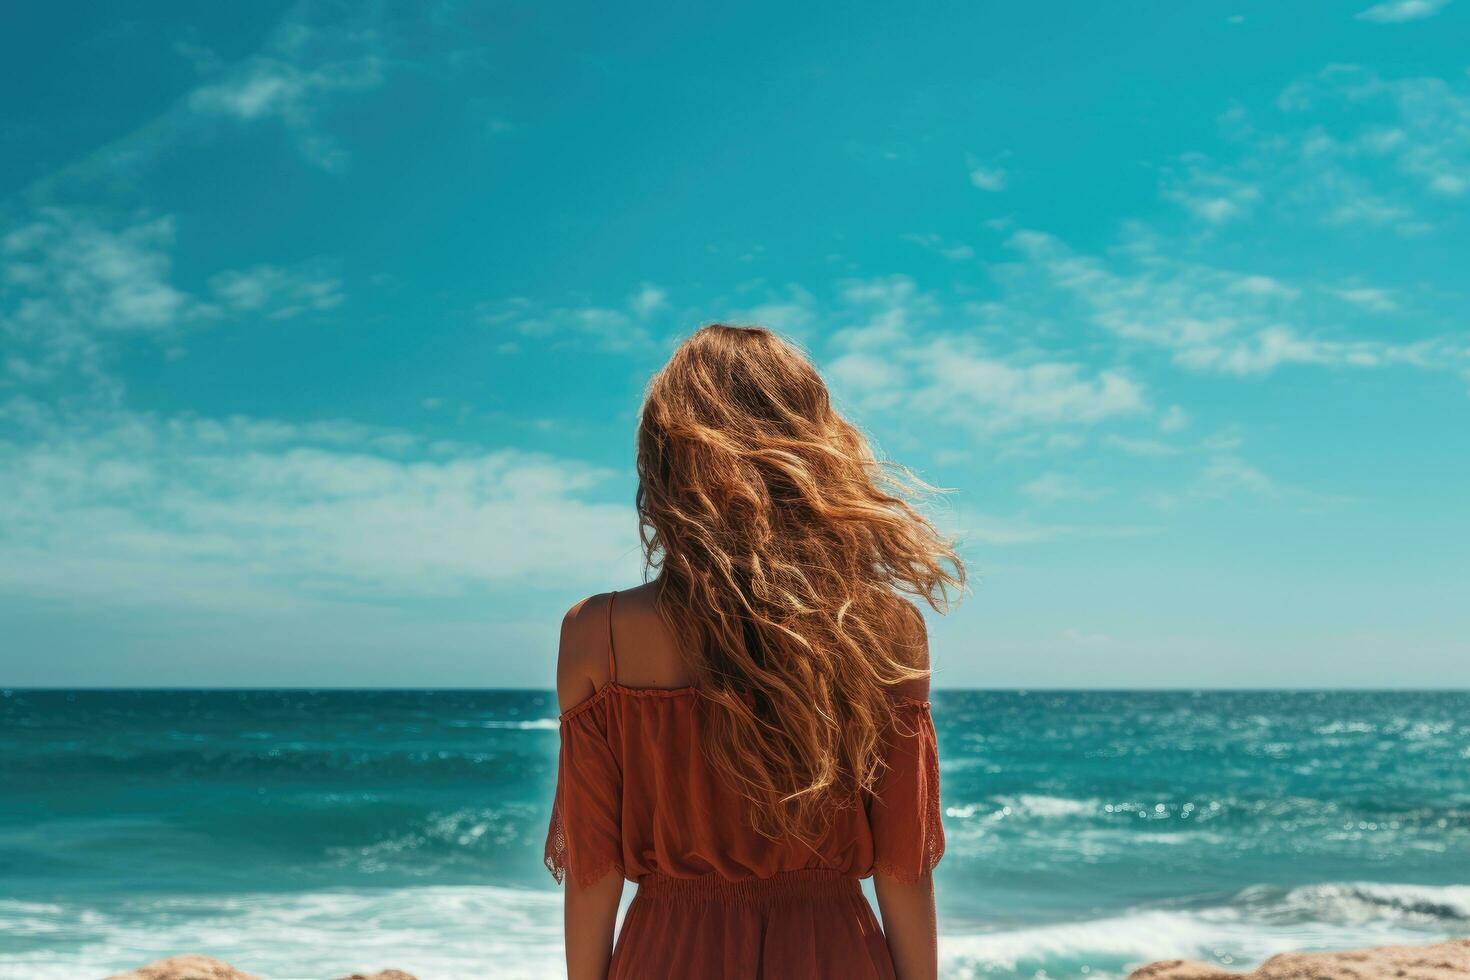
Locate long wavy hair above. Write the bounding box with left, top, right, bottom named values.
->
left=636, top=324, right=965, bottom=845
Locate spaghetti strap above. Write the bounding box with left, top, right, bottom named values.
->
left=606, top=590, right=618, bottom=684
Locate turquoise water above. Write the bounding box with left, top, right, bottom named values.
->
left=1, top=690, right=1467, bottom=979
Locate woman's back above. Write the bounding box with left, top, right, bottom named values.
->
left=547, top=587, right=944, bottom=979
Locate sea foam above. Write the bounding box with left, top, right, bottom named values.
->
left=4, top=881, right=1466, bottom=980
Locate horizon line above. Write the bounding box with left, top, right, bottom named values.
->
left=4, top=686, right=1468, bottom=694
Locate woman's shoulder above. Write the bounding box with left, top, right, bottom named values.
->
left=555, top=591, right=616, bottom=713
left=556, top=583, right=679, bottom=711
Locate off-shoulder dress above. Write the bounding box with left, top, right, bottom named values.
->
left=544, top=591, right=944, bottom=979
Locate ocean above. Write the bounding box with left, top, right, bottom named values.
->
left=1, top=689, right=1467, bottom=979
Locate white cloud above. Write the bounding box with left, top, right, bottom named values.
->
left=1005, top=228, right=1461, bottom=376
left=713, top=273, right=1154, bottom=438
left=184, top=13, right=385, bottom=172
left=629, top=283, right=669, bottom=318
left=1159, top=405, right=1191, bottom=432
left=3, top=209, right=205, bottom=336
left=14, top=5, right=400, bottom=199
left=824, top=291, right=1149, bottom=430
left=912, top=339, right=1147, bottom=430
left=482, top=283, right=671, bottom=351
left=728, top=301, right=818, bottom=337
left=1360, top=76, right=1470, bottom=197
left=1, top=210, right=214, bottom=391
left=1146, top=454, right=1280, bottom=510
left=1330, top=286, right=1398, bottom=312
left=725, top=274, right=1152, bottom=437
left=968, top=166, right=1007, bottom=191
left=1163, top=158, right=1261, bottom=224
left=1239, top=68, right=1470, bottom=229
left=1201, top=455, right=1278, bottom=497
left=1229, top=275, right=1298, bottom=300
left=1, top=209, right=349, bottom=390
left=1172, top=327, right=1379, bottom=375
left=1318, top=175, right=1417, bottom=227
left=826, top=276, right=935, bottom=358
left=209, top=264, right=344, bottom=319
left=833, top=275, right=941, bottom=348
left=191, top=62, right=311, bottom=119
left=1151, top=66, right=1470, bottom=243
left=0, top=401, right=640, bottom=611
left=716, top=284, right=822, bottom=341
left=903, top=233, right=975, bottom=261
left=1355, top=0, right=1450, bottom=22
left=826, top=351, right=907, bottom=393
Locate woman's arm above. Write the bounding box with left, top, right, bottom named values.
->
left=874, top=870, right=938, bottom=980
left=556, top=595, right=625, bottom=979
left=875, top=602, right=939, bottom=979
left=564, top=870, right=624, bottom=979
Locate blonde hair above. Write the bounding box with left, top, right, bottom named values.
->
left=636, top=324, right=964, bottom=844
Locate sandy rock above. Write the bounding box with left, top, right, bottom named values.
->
left=331, top=972, right=418, bottom=980
left=103, top=955, right=259, bottom=980
left=1129, top=961, right=1238, bottom=980
left=1128, top=939, right=1470, bottom=980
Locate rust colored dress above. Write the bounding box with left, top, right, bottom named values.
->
left=544, top=592, right=944, bottom=979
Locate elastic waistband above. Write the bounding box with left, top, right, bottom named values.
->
left=635, top=869, right=861, bottom=903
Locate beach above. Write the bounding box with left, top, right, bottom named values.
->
left=2, top=689, right=1467, bottom=979
left=93, top=938, right=1470, bottom=979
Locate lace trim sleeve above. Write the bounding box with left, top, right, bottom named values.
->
left=543, top=702, right=624, bottom=887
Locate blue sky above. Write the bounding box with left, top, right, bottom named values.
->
left=2, top=1, right=1468, bottom=687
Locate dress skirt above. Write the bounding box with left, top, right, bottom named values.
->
left=610, top=870, right=896, bottom=980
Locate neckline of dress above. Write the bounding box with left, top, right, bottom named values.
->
left=557, top=682, right=930, bottom=723
left=558, top=681, right=696, bottom=722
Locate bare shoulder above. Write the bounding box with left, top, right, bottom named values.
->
left=555, top=592, right=612, bottom=713
left=603, top=580, right=692, bottom=688
left=888, top=599, right=932, bottom=702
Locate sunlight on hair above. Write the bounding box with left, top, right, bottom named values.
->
left=635, top=324, right=966, bottom=844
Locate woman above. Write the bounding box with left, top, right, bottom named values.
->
left=545, top=324, right=964, bottom=979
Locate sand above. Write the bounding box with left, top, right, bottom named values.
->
left=102, top=958, right=416, bottom=980
left=1129, top=939, right=1470, bottom=980
left=101, top=939, right=1470, bottom=980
